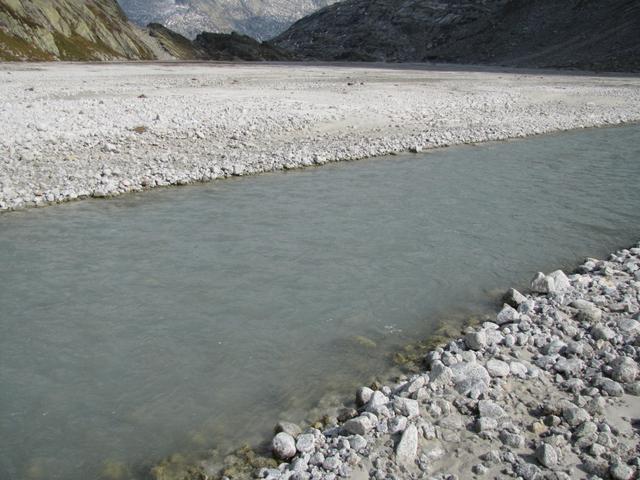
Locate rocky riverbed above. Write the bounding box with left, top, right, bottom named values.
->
left=232, top=245, right=640, bottom=480
left=1, top=62, right=640, bottom=211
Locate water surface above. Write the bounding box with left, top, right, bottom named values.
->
left=1, top=125, right=639, bottom=480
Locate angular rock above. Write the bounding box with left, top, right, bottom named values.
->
left=486, top=359, right=510, bottom=377
left=504, top=288, right=527, bottom=307
left=465, top=330, right=487, bottom=351
left=548, top=270, right=571, bottom=293
left=536, top=443, right=558, bottom=467
left=496, top=304, right=520, bottom=325
left=499, top=430, right=525, bottom=448
left=451, top=361, right=490, bottom=398
left=478, top=400, right=506, bottom=418
left=393, top=397, right=420, bottom=418
left=562, top=405, right=590, bottom=427
left=531, top=272, right=555, bottom=294
left=343, top=416, right=373, bottom=435
left=395, top=424, right=418, bottom=466
left=356, top=386, right=374, bottom=406
left=571, top=300, right=602, bottom=323
left=611, top=356, right=638, bottom=383
left=592, top=324, right=616, bottom=341
left=275, top=421, right=302, bottom=438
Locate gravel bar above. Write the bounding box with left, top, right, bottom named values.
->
left=258, top=244, right=640, bottom=480
left=1, top=62, right=640, bottom=210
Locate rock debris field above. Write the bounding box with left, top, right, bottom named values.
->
left=1, top=62, right=640, bottom=211
left=258, top=245, right=640, bottom=480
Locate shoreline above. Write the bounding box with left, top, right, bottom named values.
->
left=2, top=63, right=640, bottom=211
left=153, top=243, right=640, bottom=480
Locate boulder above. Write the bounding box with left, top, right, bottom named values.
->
left=611, top=357, right=638, bottom=383
left=395, top=424, right=418, bottom=466
left=272, top=432, right=296, bottom=459
left=531, top=272, right=555, bottom=294
left=451, top=361, right=490, bottom=398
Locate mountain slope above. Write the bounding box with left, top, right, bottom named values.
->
left=274, top=0, right=640, bottom=72
left=117, top=0, right=337, bottom=40
left=0, top=0, right=155, bottom=60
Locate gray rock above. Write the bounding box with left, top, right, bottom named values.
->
left=348, top=434, right=367, bottom=452
left=486, top=359, right=510, bottom=377
left=393, top=397, right=420, bottom=418
left=598, top=377, right=625, bottom=396
left=571, top=300, right=602, bottom=323
left=478, top=400, right=506, bottom=418
left=499, top=430, right=525, bottom=448
left=395, top=424, right=418, bottom=466
left=516, top=462, right=541, bottom=480
left=531, top=272, right=555, bottom=294
left=617, top=317, right=640, bottom=334
left=611, top=356, right=638, bottom=383
left=548, top=270, right=571, bottom=293
left=272, top=432, right=296, bottom=460
left=496, top=304, right=520, bottom=325
left=465, top=330, right=487, bottom=350
left=429, top=361, right=453, bottom=387
left=542, top=338, right=567, bottom=355
left=476, top=417, right=498, bottom=432
left=366, top=390, right=389, bottom=414
left=389, top=415, right=408, bottom=434
left=275, top=421, right=302, bottom=438
left=510, top=361, right=528, bottom=377
left=356, top=386, right=374, bottom=406
left=472, top=463, right=488, bottom=475
left=536, top=443, right=558, bottom=467
left=610, top=461, right=635, bottom=480
left=343, top=416, right=373, bottom=435
left=451, top=361, right=490, bottom=398
left=592, top=324, right=616, bottom=341
left=562, top=405, right=590, bottom=426
left=625, top=381, right=640, bottom=396
left=322, top=455, right=341, bottom=471
left=504, top=288, right=527, bottom=307
left=295, top=433, right=315, bottom=453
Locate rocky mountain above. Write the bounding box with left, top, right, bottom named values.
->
left=274, top=0, right=640, bottom=72
left=144, top=23, right=290, bottom=61
left=117, top=0, right=337, bottom=41
left=0, top=0, right=155, bottom=61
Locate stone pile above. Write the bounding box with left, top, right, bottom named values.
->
left=259, top=244, right=640, bottom=480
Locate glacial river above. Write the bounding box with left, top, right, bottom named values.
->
left=1, top=124, right=639, bottom=480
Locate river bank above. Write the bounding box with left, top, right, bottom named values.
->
left=1, top=62, right=640, bottom=211
left=193, top=244, right=640, bottom=480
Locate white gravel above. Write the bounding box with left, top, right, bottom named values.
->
left=1, top=62, right=640, bottom=210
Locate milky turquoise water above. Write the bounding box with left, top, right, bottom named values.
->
left=1, top=124, right=639, bottom=480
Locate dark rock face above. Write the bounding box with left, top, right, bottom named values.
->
left=193, top=31, right=291, bottom=61
left=274, top=0, right=640, bottom=72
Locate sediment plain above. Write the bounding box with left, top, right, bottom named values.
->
left=1, top=62, right=640, bottom=211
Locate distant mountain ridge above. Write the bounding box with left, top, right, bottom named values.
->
left=0, top=0, right=154, bottom=60
left=117, top=0, right=337, bottom=40
left=274, top=0, right=640, bottom=72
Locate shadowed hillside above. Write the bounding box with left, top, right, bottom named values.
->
left=274, top=0, right=640, bottom=72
